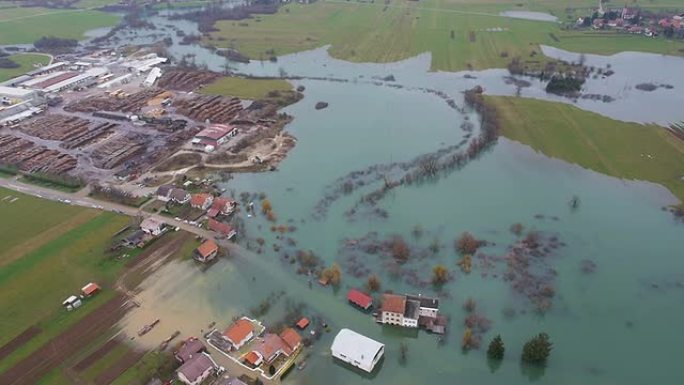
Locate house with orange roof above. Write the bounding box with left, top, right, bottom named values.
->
left=194, top=239, right=219, bottom=263
left=208, top=219, right=236, bottom=239
left=222, top=318, right=255, bottom=350
left=246, top=328, right=301, bottom=368
left=190, top=193, right=214, bottom=211
left=207, top=197, right=237, bottom=218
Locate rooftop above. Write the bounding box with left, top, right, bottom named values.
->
left=196, top=239, right=219, bottom=258
left=380, top=294, right=406, bottom=314
left=177, top=353, right=216, bottom=382
left=347, top=289, right=373, bottom=309
left=0, top=86, right=34, bottom=97
left=223, top=318, right=253, bottom=345
left=330, top=329, right=384, bottom=369
left=406, top=294, right=439, bottom=309
left=175, top=338, right=205, bottom=362
left=195, top=124, right=236, bottom=140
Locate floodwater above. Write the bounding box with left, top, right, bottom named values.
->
left=499, top=11, right=558, bottom=22
left=104, top=9, right=684, bottom=385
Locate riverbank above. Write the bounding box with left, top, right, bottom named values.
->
left=488, top=95, right=684, bottom=207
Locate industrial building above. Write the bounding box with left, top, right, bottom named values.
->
left=330, top=329, right=384, bottom=373
left=0, top=86, right=38, bottom=104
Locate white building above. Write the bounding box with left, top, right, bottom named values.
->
left=0, top=86, right=38, bottom=104
left=379, top=293, right=418, bottom=328
left=143, top=67, right=162, bottom=87
left=407, top=294, right=439, bottom=319
left=330, top=329, right=384, bottom=373
left=140, top=217, right=165, bottom=236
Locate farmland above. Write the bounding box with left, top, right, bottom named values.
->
left=0, top=5, right=119, bottom=45
left=202, top=76, right=293, bottom=100
left=0, top=186, right=201, bottom=384
left=206, top=0, right=684, bottom=71
left=489, top=96, right=684, bottom=206
left=0, top=53, right=51, bottom=82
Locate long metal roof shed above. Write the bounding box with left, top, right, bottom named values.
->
left=330, top=328, right=384, bottom=373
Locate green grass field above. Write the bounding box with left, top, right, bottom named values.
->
left=0, top=206, right=131, bottom=371
left=0, top=6, right=119, bottom=44
left=202, top=76, right=293, bottom=99
left=207, top=0, right=684, bottom=71
left=0, top=53, right=51, bottom=82
left=489, top=96, right=684, bottom=206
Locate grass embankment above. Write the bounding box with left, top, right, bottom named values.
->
left=207, top=0, right=684, bottom=71
left=202, top=76, right=293, bottom=100
left=0, top=53, right=51, bottom=82
left=489, top=96, right=684, bottom=206
left=0, top=6, right=119, bottom=44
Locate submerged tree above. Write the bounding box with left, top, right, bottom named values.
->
left=399, top=342, right=408, bottom=364
left=367, top=274, right=381, bottom=292
left=321, top=263, right=342, bottom=286
left=432, top=265, right=449, bottom=285
left=522, top=333, right=552, bottom=364
left=487, top=335, right=505, bottom=360
left=456, top=232, right=481, bottom=255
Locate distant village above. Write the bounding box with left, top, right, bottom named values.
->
left=575, top=1, right=684, bottom=38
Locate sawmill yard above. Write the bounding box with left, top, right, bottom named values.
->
left=0, top=50, right=300, bottom=190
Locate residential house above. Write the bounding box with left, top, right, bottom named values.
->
left=378, top=293, right=445, bottom=334
left=347, top=289, right=373, bottom=310
left=169, top=188, right=191, bottom=204
left=330, top=328, right=384, bottom=373
left=222, top=318, right=255, bottom=350
left=176, top=352, right=218, bottom=385
left=122, top=229, right=149, bottom=248
left=406, top=294, right=439, bottom=319
left=378, top=293, right=418, bottom=328
left=207, top=197, right=237, bottom=218
left=621, top=6, right=639, bottom=21
left=156, top=184, right=174, bottom=202
left=208, top=219, right=237, bottom=239
left=175, top=337, right=206, bottom=363
left=195, top=239, right=219, bottom=263
left=191, top=193, right=214, bottom=211
left=140, top=217, right=166, bottom=236
left=245, top=328, right=301, bottom=367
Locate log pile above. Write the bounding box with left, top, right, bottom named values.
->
left=173, top=95, right=242, bottom=124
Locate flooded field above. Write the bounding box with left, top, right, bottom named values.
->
left=103, top=8, right=684, bottom=385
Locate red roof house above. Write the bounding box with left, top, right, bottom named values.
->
left=347, top=289, right=373, bottom=310
left=194, top=124, right=237, bottom=148
left=194, top=239, right=219, bottom=263
left=296, top=318, right=310, bottom=330
left=81, top=282, right=100, bottom=297
left=207, top=197, right=237, bottom=218
left=222, top=318, right=254, bottom=350
left=190, top=193, right=214, bottom=210
left=208, top=219, right=236, bottom=239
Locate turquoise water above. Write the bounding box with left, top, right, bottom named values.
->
left=205, top=76, right=683, bottom=384
left=95, top=9, right=684, bottom=385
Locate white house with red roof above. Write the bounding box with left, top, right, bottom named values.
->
left=193, top=124, right=238, bottom=150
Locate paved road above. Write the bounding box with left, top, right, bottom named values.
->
left=0, top=177, right=218, bottom=240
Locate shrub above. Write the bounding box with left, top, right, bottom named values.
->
left=522, top=333, right=552, bottom=364
left=432, top=265, right=449, bottom=285
left=456, top=232, right=482, bottom=255
left=367, top=274, right=381, bottom=292
left=487, top=335, right=505, bottom=360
